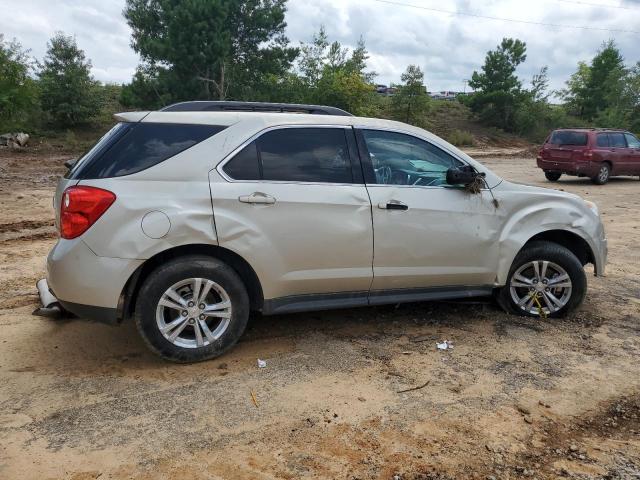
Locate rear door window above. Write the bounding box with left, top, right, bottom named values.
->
left=549, top=131, right=588, bottom=146
left=609, top=133, right=627, bottom=148
left=258, top=128, right=353, bottom=183
left=596, top=134, right=609, bottom=147
left=74, top=123, right=225, bottom=179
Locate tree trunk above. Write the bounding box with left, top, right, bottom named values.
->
left=219, top=63, right=225, bottom=100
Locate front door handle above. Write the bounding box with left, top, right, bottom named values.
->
left=378, top=200, right=408, bottom=211
left=238, top=192, right=276, bottom=205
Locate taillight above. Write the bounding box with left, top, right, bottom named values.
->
left=60, top=186, right=116, bottom=239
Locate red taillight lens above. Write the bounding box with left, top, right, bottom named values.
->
left=60, top=186, right=116, bottom=239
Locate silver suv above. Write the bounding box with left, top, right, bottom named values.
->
left=37, top=101, right=607, bottom=362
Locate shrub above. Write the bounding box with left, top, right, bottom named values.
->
left=447, top=129, right=475, bottom=147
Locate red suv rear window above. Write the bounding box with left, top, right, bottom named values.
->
left=548, top=131, right=588, bottom=146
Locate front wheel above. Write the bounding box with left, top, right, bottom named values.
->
left=134, top=255, right=250, bottom=362
left=497, top=241, right=587, bottom=318
left=544, top=171, right=562, bottom=182
left=591, top=163, right=610, bottom=185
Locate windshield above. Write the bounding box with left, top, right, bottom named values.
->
left=549, top=130, right=588, bottom=146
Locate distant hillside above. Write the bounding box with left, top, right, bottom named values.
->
left=426, top=100, right=533, bottom=150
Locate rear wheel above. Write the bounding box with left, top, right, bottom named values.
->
left=544, top=171, right=562, bottom=182
left=497, top=241, right=587, bottom=318
left=134, top=255, right=250, bottom=362
left=591, top=163, right=610, bottom=185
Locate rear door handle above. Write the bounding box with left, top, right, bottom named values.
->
left=378, top=200, right=408, bottom=211
left=238, top=192, right=276, bottom=205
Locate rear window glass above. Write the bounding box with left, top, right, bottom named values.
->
left=73, top=123, right=225, bottom=179
left=259, top=128, right=352, bottom=183
left=596, top=134, right=609, bottom=147
left=609, top=133, right=626, bottom=148
left=549, top=131, right=588, bottom=146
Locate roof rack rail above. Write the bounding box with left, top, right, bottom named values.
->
left=559, top=127, right=627, bottom=131
left=160, top=101, right=353, bottom=117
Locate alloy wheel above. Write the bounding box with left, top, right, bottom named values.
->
left=509, top=260, right=572, bottom=316
left=155, top=277, right=232, bottom=348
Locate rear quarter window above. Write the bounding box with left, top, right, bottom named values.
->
left=74, top=123, right=226, bottom=179
left=549, top=131, right=588, bottom=146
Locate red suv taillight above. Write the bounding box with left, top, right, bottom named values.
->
left=60, top=186, right=116, bottom=239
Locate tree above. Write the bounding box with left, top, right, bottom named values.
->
left=467, top=38, right=527, bottom=130
left=275, top=27, right=376, bottom=115
left=389, top=65, right=429, bottom=126
left=123, top=0, right=298, bottom=102
left=38, top=33, right=100, bottom=126
left=0, top=35, right=38, bottom=131
left=561, top=40, right=627, bottom=122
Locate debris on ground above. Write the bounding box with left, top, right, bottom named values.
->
left=436, top=340, right=453, bottom=350
left=250, top=390, right=259, bottom=407
left=0, top=132, right=29, bottom=148
left=257, top=359, right=267, bottom=368
left=397, top=380, right=431, bottom=394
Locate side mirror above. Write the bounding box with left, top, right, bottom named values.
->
left=446, top=166, right=479, bottom=186
left=64, top=158, right=78, bottom=170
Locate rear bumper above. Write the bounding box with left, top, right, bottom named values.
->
left=536, top=158, right=597, bottom=177
left=45, top=238, right=143, bottom=322
left=35, top=278, right=118, bottom=323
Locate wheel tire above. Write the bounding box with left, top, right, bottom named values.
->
left=134, top=255, right=250, bottom=363
left=497, top=241, right=587, bottom=318
left=591, top=163, right=610, bottom=185
left=544, top=171, right=562, bottom=182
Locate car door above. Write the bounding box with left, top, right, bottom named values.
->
left=624, top=133, right=640, bottom=174
left=209, top=125, right=373, bottom=305
left=607, top=132, right=631, bottom=174
left=356, top=128, right=502, bottom=295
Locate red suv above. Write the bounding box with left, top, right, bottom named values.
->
left=537, top=128, right=640, bottom=184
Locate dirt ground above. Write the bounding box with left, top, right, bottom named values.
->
left=0, top=148, right=638, bottom=480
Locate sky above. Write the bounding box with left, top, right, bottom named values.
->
left=1, top=0, right=639, bottom=94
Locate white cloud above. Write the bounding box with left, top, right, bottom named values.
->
left=1, top=0, right=638, bottom=93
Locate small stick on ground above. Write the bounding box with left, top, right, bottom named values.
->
left=397, top=380, right=431, bottom=394
left=250, top=390, right=259, bottom=407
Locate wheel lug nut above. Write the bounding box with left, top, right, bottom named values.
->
left=199, top=314, right=205, bottom=320
left=188, top=318, right=195, bottom=324
left=181, top=310, right=188, bottom=316
left=545, top=288, right=550, bottom=292
left=199, top=304, right=205, bottom=309
left=188, top=301, right=195, bottom=307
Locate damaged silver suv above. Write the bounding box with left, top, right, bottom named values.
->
left=37, top=101, right=607, bottom=362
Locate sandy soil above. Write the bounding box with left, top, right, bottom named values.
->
left=0, top=148, right=638, bottom=480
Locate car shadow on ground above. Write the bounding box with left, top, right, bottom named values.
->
left=22, top=298, right=509, bottom=374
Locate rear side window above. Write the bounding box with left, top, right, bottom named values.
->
left=609, top=133, right=626, bottom=148
left=222, top=128, right=353, bottom=183
left=74, top=123, right=225, bottom=179
left=596, top=134, right=609, bottom=147
left=259, top=128, right=352, bottom=183
left=549, top=131, right=588, bottom=146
